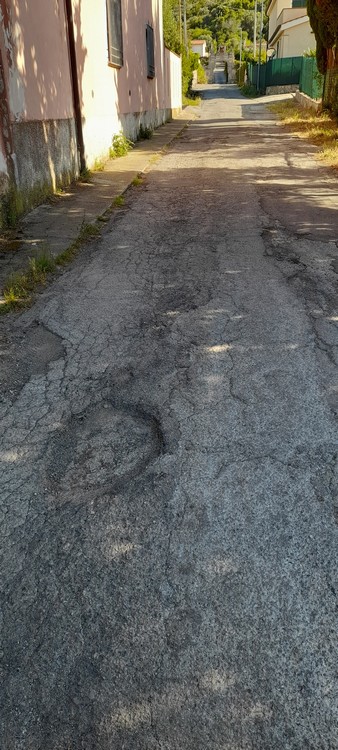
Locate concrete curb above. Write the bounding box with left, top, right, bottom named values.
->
left=295, top=90, right=322, bottom=113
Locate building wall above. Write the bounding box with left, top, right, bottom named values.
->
left=1, top=0, right=73, bottom=121
left=275, top=20, right=315, bottom=58
left=268, top=0, right=292, bottom=41
left=277, top=7, right=308, bottom=25
left=0, top=0, right=78, bottom=223
left=283, top=21, right=314, bottom=57
left=191, top=41, right=206, bottom=57
left=164, top=48, right=182, bottom=114
left=0, top=0, right=182, bottom=227
left=74, top=0, right=171, bottom=165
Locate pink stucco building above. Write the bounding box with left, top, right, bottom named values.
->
left=0, top=0, right=182, bottom=227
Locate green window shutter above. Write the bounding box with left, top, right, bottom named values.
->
left=107, top=0, right=123, bottom=67
left=146, top=24, right=155, bottom=78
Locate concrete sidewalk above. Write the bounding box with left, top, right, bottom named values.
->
left=0, top=114, right=196, bottom=295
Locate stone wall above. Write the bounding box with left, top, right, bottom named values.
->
left=265, top=84, right=299, bottom=95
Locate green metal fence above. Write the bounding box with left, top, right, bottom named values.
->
left=247, top=57, right=302, bottom=93
left=247, top=62, right=265, bottom=92
left=266, top=57, right=303, bottom=87
left=299, top=57, right=324, bottom=99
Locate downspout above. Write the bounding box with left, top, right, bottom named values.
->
left=64, top=0, right=86, bottom=172
left=0, top=0, right=16, bottom=188
left=0, top=46, right=15, bottom=185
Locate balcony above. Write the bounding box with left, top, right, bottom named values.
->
left=276, top=6, right=308, bottom=27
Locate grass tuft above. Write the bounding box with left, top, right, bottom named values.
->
left=1, top=249, right=56, bottom=313
left=78, top=222, right=101, bottom=241
left=0, top=223, right=101, bottom=313
left=3, top=272, right=31, bottom=304
left=29, top=252, right=56, bottom=277
left=56, top=222, right=100, bottom=266
left=79, top=167, right=93, bottom=182
left=93, top=158, right=105, bottom=172
left=131, top=175, right=143, bottom=187
left=183, top=94, right=201, bottom=107
left=138, top=125, right=153, bottom=141
left=113, top=195, right=125, bottom=207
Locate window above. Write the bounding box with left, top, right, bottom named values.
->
left=146, top=24, right=155, bottom=78
left=292, top=0, right=307, bottom=6
left=107, top=0, right=123, bottom=67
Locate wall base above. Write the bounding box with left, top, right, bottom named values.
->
left=120, top=108, right=172, bottom=142
left=265, top=84, right=299, bottom=95
left=12, top=117, right=79, bottom=193
left=0, top=118, right=79, bottom=229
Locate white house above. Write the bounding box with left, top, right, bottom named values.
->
left=191, top=40, right=207, bottom=58
left=267, top=0, right=315, bottom=58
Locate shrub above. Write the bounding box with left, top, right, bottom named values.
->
left=182, top=49, right=199, bottom=97
left=109, top=133, right=133, bottom=158
left=197, top=63, right=207, bottom=84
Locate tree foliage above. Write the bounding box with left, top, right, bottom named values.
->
left=164, top=0, right=260, bottom=55
left=187, top=0, right=257, bottom=48
left=163, top=0, right=181, bottom=54
left=307, top=0, right=338, bottom=73
left=189, top=28, right=214, bottom=53
left=163, top=0, right=264, bottom=95
left=317, top=0, right=338, bottom=40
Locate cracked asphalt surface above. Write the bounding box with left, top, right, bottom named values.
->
left=1, top=73, right=338, bottom=749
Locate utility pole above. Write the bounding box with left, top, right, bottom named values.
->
left=239, top=28, right=243, bottom=65
left=257, top=0, right=264, bottom=92
left=183, top=0, right=188, bottom=51
left=253, top=0, right=257, bottom=59
left=178, top=0, right=182, bottom=45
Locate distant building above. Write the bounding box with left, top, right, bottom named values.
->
left=0, top=0, right=182, bottom=228
left=267, top=0, right=315, bottom=58
left=191, top=40, right=208, bottom=58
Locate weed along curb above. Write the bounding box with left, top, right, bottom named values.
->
left=0, top=118, right=190, bottom=315
left=1, top=186, right=138, bottom=314
left=0, top=222, right=101, bottom=314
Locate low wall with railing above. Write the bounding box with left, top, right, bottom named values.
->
left=246, top=53, right=338, bottom=114
left=247, top=57, right=303, bottom=94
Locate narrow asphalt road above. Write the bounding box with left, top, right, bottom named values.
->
left=1, top=78, right=338, bottom=750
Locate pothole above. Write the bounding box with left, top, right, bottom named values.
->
left=46, top=401, right=165, bottom=497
